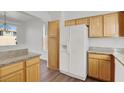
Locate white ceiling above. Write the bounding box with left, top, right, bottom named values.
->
left=0, top=11, right=39, bottom=23
left=0, top=11, right=117, bottom=23
left=47, top=11, right=61, bottom=20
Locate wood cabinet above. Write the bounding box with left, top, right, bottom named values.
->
left=0, top=70, right=24, bottom=82
left=89, top=12, right=124, bottom=37
left=26, top=57, right=40, bottom=82
left=88, top=53, right=114, bottom=81
left=104, top=13, right=119, bottom=37
left=99, top=60, right=111, bottom=81
left=65, top=18, right=89, bottom=26
left=88, top=58, right=99, bottom=78
left=65, top=19, right=76, bottom=26
left=0, top=62, right=25, bottom=82
left=89, top=16, right=103, bottom=37
left=76, top=18, right=89, bottom=25
left=0, top=56, right=40, bottom=82
left=48, top=20, right=59, bottom=70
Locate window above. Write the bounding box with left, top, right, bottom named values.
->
left=42, top=24, right=48, bottom=51
left=0, top=23, right=17, bottom=46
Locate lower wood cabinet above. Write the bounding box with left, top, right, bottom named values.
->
left=0, top=56, right=40, bottom=82
left=26, top=57, right=40, bottom=82
left=26, top=64, right=40, bottom=82
left=88, top=53, right=114, bottom=82
left=0, top=62, right=25, bottom=82
left=88, top=59, right=99, bottom=79
left=0, top=70, right=25, bottom=82
left=99, top=60, right=111, bottom=81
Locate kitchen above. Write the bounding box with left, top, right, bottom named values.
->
left=0, top=11, right=124, bottom=82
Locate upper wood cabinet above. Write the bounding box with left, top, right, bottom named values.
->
left=89, top=16, right=103, bottom=37
left=89, top=12, right=124, bottom=37
left=104, top=13, right=119, bottom=37
left=76, top=18, right=89, bottom=25
left=65, top=18, right=89, bottom=26
left=65, top=19, right=76, bottom=26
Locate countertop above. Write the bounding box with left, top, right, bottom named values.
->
left=0, top=52, right=40, bottom=67
left=88, top=47, right=124, bottom=65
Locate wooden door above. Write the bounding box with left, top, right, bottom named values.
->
left=0, top=70, right=24, bottom=82
left=89, top=16, right=103, bottom=37
left=48, top=20, right=59, bottom=70
left=88, top=58, right=99, bottom=78
left=99, top=60, right=111, bottom=81
left=104, top=13, right=119, bottom=37
left=26, top=63, right=40, bottom=82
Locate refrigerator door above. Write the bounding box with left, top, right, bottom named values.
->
left=60, top=27, right=70, bottom=72
left=69, top=25, right=88, bottom=78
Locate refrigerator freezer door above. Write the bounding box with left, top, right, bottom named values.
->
left=60, top=27, right=70, bottom=72
left=60, top=51, right=69, bottom=72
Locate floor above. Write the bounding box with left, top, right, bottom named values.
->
left=40, top=60, right=99, bottom=82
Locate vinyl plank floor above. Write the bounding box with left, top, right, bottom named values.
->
left=40, top=60, right=99, bottom=82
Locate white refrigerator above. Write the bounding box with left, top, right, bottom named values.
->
left=60, top=24, right=88, bottom=80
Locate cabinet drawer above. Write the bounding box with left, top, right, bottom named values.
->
left=26, top=57, right=40, bottom=67
left=0, top=62, right=24, bottom=77
left=88, top=53, right=111, bottom=60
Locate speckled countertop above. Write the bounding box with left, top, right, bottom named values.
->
left=88, top=47, right=114, bottom=55
left=88, top=47, right=124, bottom=65
left=0, top=49, right=40, bottom=67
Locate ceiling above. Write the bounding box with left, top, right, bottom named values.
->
left=0, top=11, right=39, bottom=23
left=0, top=11, right=58, bottom=23
left=47, top=11, right=61, bottom=20
left=0, top=11, right=116, bottom=23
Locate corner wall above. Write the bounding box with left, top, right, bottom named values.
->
left=25, top=18, right=44, bottom=54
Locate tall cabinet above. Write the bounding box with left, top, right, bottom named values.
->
left=48, top=20, right=59, bottom=70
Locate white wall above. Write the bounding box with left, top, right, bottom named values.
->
left=25, top=18, right=44, bottom=54
left=89, top=38, right=124, bottom=48
left=0, top=22, right=27, bottom=51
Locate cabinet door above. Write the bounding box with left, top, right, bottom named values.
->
left=89, top=16, right=103, bottom=37
left=104, top=13, right=119, bottom=37
left=48, top=20, right=59, bottom=70
left=65, top=20, right=76, bottom=26
left=99, top=60, right=111, bottom=81
left=76, top=18, right=89, bottom=25
left=88, top=58, right=99, bottom=78
left=0, top=70, right=24, bottom=82
left=26, top=63, right=40, bottom=82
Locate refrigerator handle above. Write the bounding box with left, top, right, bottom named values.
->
left=67, top=30, right=71, bottom=54
left=67, top=40, right=70, bottom=54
